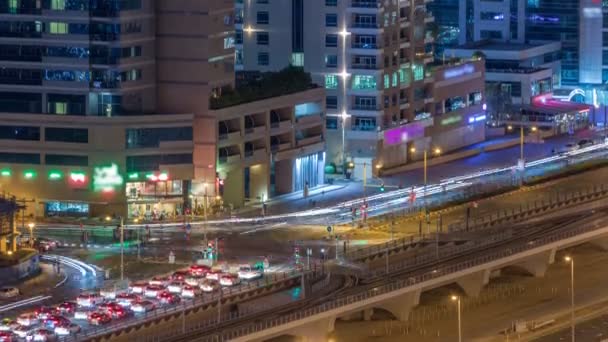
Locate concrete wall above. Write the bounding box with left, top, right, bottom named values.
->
left=0, top=252, right=39, bottom=286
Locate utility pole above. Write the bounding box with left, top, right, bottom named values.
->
left=120, top=217, right=124, bottom=282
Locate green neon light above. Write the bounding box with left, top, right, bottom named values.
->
left=23, top=170, right=36, bottom=179
left=48, top=170, right=63, bottom=180
left=93, top=163, right=124, bottom=192
left=441, top=115, right=462, bottom=126
left=128, top=172, right=139, bottom=180
left=0, top=169, right=10, bottom=177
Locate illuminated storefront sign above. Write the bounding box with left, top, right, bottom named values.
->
left=444, top=64, right=474, bottom=79
left=468, top=114, right=487, bottom=124
left=441, top=115, right=462, bottom=126
left=93, top=163, right=123, bottom=192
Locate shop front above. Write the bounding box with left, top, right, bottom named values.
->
left=126, top=179, right=187, bottom=219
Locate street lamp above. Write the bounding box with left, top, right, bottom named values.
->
left=451, top=295, right=462, bottom=342
left=410, top=146, right=441, bottom=235
left=134, top=218, right=140, bottom=261
left=27, top=222, right=35, bottom=247
left=565, top=256, right=575, bottom=342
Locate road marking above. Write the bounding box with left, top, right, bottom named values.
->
left=0, top=295, right=52, bottom=313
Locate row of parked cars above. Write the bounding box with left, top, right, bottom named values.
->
left=0, top=264, right=263, bottom=341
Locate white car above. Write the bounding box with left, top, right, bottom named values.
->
left=73, top=307, right=95, bottom=320
left=219, top=274, right=240, bottom=287
left=54, top=323, right=80, bottom=336
left=116, top=293, right=140, bottom=308
left=0, top=287, right=19, bottom=298
left=237, top=265, right=263, bottom=280
left=144, top=285, right=165, bottom=298
left=184, top=277, right=202, bottom=287
left=131, top=300, right=156, bottom=313
left=199, top=279, right=220, bottom=293
left=129, top=282, right=148, bottom=294
left=99, top=288, right=116, bottom=300
left=149, top=276, right=170, bottom=286
left=167, top=281, right=184, bottom=294
left=31, top=328, right=56, bottom=341
left=12, top=326, right=37, bottom=339
left=205, top=270, right=223, bottom=281
left=181, top=285, right=201, bottom=298
left=17, top=313, right=39, bottom=327
left=76, top=293, right=103, bottom=307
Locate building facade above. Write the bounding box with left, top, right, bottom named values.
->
left=236, top=0, right=446, bottom=171
left=0, top=0, right=325, bottom=218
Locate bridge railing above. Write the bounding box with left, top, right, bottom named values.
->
left=197, top=219, right=605, bottom=341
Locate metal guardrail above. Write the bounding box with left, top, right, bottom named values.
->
left=201, top=221, right=606, bottom=341
left=60, top=269, right=317, bottom=342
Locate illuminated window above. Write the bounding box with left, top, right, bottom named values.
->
left=54, top=102, right=67, bottom=114
left=9, top=0, right=18, bottom=13
left=384, top=74, right=389, bottom=89
left=291, top=53, right=304, bottom=67
left=325, top=75, right=338, bottom=89
left=51, top=0, right=65, bottom=10
left=413, top=64, right=424, bottom=81
left=352, top=75, right=376, bottom=90
left=49, top=22, right=68, bottom=34
left=392, top=72, right=398, bottom=87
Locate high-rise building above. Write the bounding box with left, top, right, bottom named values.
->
left=236, top=0, right=485, bottom=172
left=0, top=0, right=326, bottom=217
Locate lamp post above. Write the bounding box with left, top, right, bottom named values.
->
left=410, top=147, right=441, bottom=235
left=451, top=295, right=462, bottom=342
left=27, top=222, right=35, bottom=247
left=565, top=256, right=575, bottom=342
left=120, top=217, right=124, bottom=282
left=134, top=218, right=140, bottom=261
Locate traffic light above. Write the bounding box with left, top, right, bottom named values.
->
left=380, top=183, right=385, bottom=192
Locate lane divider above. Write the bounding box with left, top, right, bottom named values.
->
left=0, top=295, right=52, bottom=313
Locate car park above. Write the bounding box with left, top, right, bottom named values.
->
left=144, top=285, right=165, bottom=298
left=219, top=274, right=240, bottom=287
left=87, top=312, right=111, bottom=325
left=200, top=279, right=220, bottom=293
left=181, top=285, right=201, bottom=298
left=0, top=287, right=19, bottom=299
left=131, top=300, right=156, bottom=313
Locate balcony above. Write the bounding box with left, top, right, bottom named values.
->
left=270, top=120, right=292, bottom=133
left=350, top=22, right=384, bottom=34
left=271, top=142, right=292, bottom=152
left=351, top=63, right=382, bottom=71
left=244, top=148, right=267, bottom=164
left=399, top=101, right=410, bottom=109
left=346, top=128, right=378, bottom=140
left=296, top=114, right=323, bottom=128
left=350, top=43, right=384, bottom=55
left=400, top=40, right=411, bottom=49
left=297, top=135, right=323, bottom=147
left=424, top=96, right=434, bottom=104
left=424, top=13, right=435, bottom=23
left=351, top=104, right=383, bottom=116
left=218, top=153, right=241, bottom=165
left=348, top=0, right=383, bottom=14
left=218, top=131, right=242, bottom=147
left=244, top=125, right=266, bottom=137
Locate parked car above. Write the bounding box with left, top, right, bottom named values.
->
left=0, top=287, right=19, bottom=298
left=578, top=139, right=594, bottom=148
left=237, top=265, right=263, bottom=280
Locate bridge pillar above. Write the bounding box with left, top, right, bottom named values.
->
left=375, top=289, right=421, bottom=321
left=290, top=316, right=336, bottom=342
left=363, top=308, right=373, bottom=321
left=513, top=249, right=556, bottom=277
left=456, top=269, right=490, bottom=297
left=589, top=237, right=608, bottom=251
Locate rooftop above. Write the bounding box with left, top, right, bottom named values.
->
left=450, top=40, right=557, bottom=52
left=210, top=67, right=318, bottom=110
